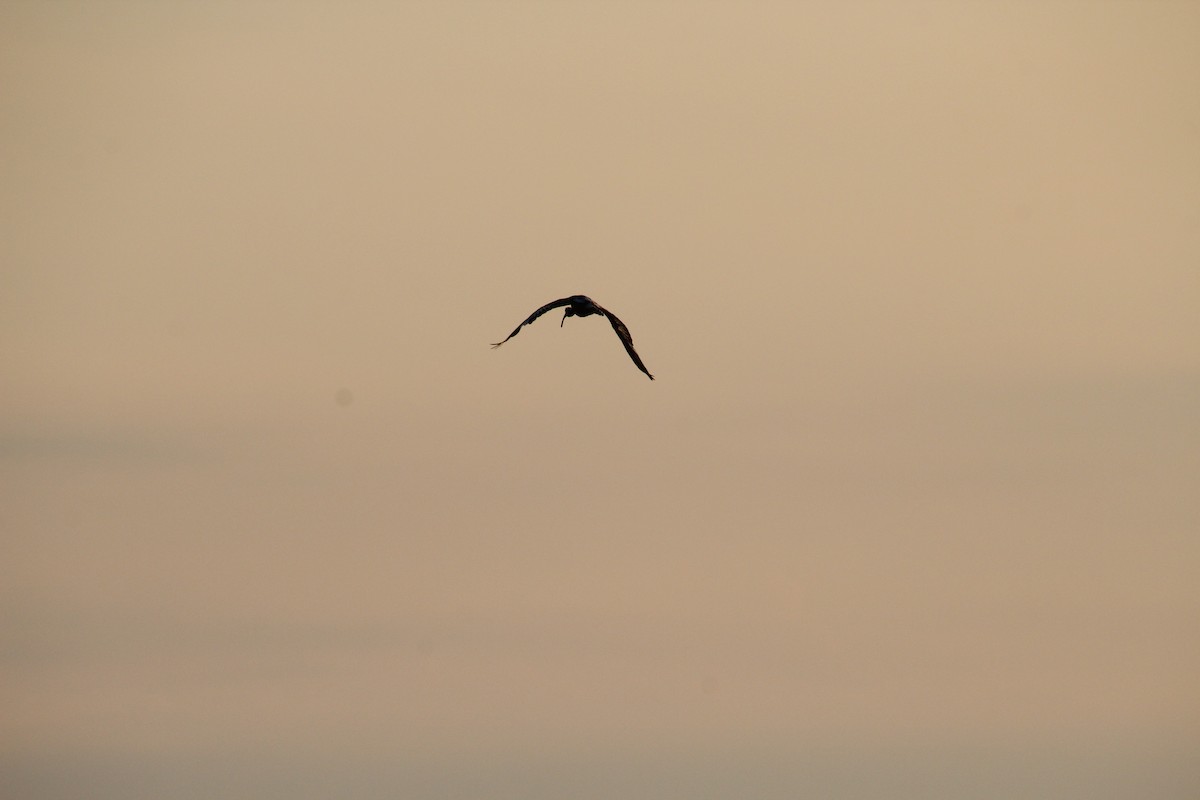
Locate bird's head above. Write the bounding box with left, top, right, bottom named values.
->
left=560, top=307, right=576, bottom=327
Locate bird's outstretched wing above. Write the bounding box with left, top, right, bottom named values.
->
left=491, top=297, right=573, bottom=348
left=599, top=307, right=655, bottom=380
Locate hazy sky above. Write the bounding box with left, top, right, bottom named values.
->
left=3, top=2, right=1198, bottom=798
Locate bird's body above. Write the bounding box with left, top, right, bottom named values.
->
left=491, top=295, right=654, bottom=380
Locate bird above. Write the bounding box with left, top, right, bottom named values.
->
left=491, top=295, right=654, bottom=380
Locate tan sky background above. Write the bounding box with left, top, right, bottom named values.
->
left=3, top=2, right=1198, bottom=798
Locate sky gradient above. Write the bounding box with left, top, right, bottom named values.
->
left=3, top=2, right=1198, bottom=798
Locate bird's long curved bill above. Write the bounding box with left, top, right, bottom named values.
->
left=560, top=310, right=569, bottom=327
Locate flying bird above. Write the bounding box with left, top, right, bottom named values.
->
left=491, top=295, right=654, bottom=380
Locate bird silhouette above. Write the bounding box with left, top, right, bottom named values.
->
left=491, top=295, right=654, bottom=380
